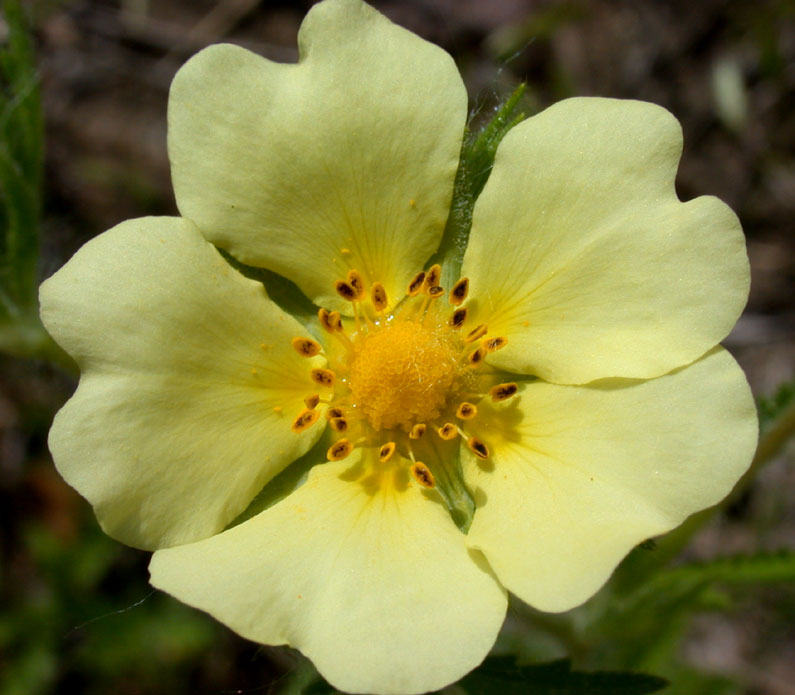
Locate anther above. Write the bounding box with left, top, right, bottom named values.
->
left=327, top=438, right=353, bottom=461
left=437, top=423, right=458, bottom=440
left=456, top=402, right=477, bottom=420
left=379, top=442, right=396, bottom=463
left=410, top=462, right=435, bottom=488
left=490, top=382, right=518, bottom=402
left=370, top=282, right=388, bottom=312
left=292, top=337, right=322, bottom=357
left=327, top=311, right=343, bottom=331
left=291, top=409, right=320, bottom=433
left=465, top=324, right=488, bottom=343
left=326, top=407, right=345, bottom=420
left=449, top=277, right=469, bottom=306
left=427, top=286, right=445, bottom=299
left=346, top=270, right=366, bottom=300
left=467, top=436, right=490, bottom=460
left=310, top=368, right=336, bottom=387
left=409, top=423, right=426, bottom=439
left=423, top=264, right=441, bottom=291
left=468, top=348, right=486, bottom=367
left=318, top=308, right=334, bottom=333
left=334, top=280, right=358, bottom=302
left=482, top=336, right=508, bottom=353
left=329, top=417, right=348, bottom=432
left=450, top=307, right=467, bottom=329
left=407, top=271, right=426, bottom=296
left=304, top=394, right=320, bottom=409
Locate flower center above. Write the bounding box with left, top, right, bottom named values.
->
left=348, top=319, right=459, bottom=430
left=284, top=264, right=519, bottom=492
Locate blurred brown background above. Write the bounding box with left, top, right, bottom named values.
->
left=2, top=1, right=794, bottom=694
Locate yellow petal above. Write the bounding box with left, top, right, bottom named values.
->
left=150, top=456, right=507, bottom=695
left=464, top=98, right=749, bottom=384
left=463, top=348, right=756, bottom=612
left=169, top=0, right=467, bottom=313
left=40, top=217, right=325, bottom=550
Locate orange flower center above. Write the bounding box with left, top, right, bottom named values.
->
left=348, top=319, right=460, bottom=430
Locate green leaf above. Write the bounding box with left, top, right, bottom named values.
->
left=303, top=658, right=667, bottom=695
left=431, top=84, right=529, bottom=287
left=592, top=551, right=795, bottom=671
left=458, top=657, right=668, bottom=695
left=638, top=550, right=795, bottom=601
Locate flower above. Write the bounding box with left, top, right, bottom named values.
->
left=39, top=0, right=757, bottom=693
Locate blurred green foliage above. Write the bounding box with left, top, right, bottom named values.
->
left=1, top=521, right=217, bottom=695
left=0, top=0, right=65, bottom=365
left=0, top=0, right=43, bottom=354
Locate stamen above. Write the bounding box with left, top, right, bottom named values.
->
left=407, top=271, right=426, bottom=296
left=329, top=417, right=348, bottom=432
left=370, top=282, right=388, bottom=312
left=410, top=462, right=435, bottom=488
left=423, top=264, right=441, bottom=291
left=310, top=368, right=336, bottom=387
left=327, top=311, right=343, bottom=331
left=467, top=436, right=490, bottom=460
left=326, top=407, right=345, bottom=420
left=409, top=423, right=426, bottom=439
left=347, top=270, right=366, bottom=300
left=482, top=336, right=508, bottom=353
left=490, top=382, right=518, bottom=402
left=379, top=442, right=396, bottom=463
left=456, top=402, right=477, bottom=420
left=335, top=281, right=357, bottom=302
left=291, top=409, right=320, bottom=433
left=437, top=423, right=458, bottom=440
left=427, top=286, right=445, bottom=299
left=464, top=324, right=488, bottom=343
left=450, top=307, right=467, bottom=329
left=468, top=348, right=486, bottom=367
left=449, top=277, right=469, bottom=306
left=327, top=438, right=353, bottom=461
left=292, top=337, right=322, bottom=357
left=318, top=308, right=335, bottom=333
left=304, top=394, right=320, bottom=409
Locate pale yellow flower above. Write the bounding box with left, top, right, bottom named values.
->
left=40, top=1, right=757, bottom=693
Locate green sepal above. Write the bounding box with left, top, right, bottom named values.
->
left=431, top=83, right=529, bottom=288
left=226, top=437, right=328, bottom=528
left=415, top=435, right=476, bottom=533
left=218, top=249, right=319, bottom=333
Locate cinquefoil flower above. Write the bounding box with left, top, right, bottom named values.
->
left=40, top=1, right=757, bottom=693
